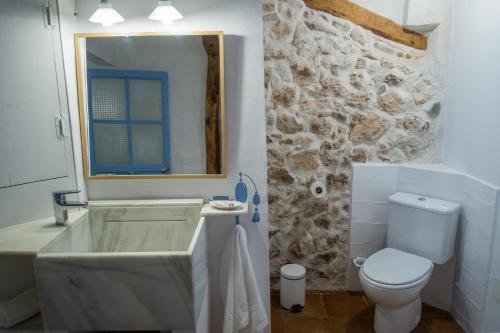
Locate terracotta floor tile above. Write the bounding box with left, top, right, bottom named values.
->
left=284, top=318, right=331, bottom=333
left=269, top=291, right=462, bottom=333
left=328, top=317, right=375, bottom=333
left=271, top=294, right=283, bottom=319
left=283, top=293, right=327, bottom=319
left=362, top=294, right=376, bottom=316
left=271, top=289, right=280, bottom=295
left=271, top=315, right=284, bottom=333
left=413, top=322, right=430, bottom=333
left=424, top=318, right=466, bottom=333
left=323, top=292, right=372, bottom=318
left=327, top=317, right=430, bottom=333
left=422, top=304, right=452, bottom=318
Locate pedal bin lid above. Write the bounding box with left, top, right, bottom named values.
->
left=280, top=264, right=306, bottom=280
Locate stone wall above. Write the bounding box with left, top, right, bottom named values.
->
left=263, top=0, right=444, bottom=289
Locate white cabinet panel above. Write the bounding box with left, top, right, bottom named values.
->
left=0, top=0, right=68, bottom=187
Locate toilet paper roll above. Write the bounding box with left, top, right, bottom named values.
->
left=310, top=181, right=327, bottom=199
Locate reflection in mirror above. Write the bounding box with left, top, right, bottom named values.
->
left=76, top=33, right=225, bottom=178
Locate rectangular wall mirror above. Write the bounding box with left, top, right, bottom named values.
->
left=75, top=32, right=225, bottom=179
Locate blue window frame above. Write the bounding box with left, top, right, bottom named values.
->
left=87, top=69, right=170, bottom=175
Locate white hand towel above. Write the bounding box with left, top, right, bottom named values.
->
left=220, top=225, right=269, bottom=333
left=0, top=288, right=40, bottom=328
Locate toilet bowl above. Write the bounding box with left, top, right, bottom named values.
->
left=356, top=193, right=460, bottom=332
left=359, top=248, right=433, bottom=333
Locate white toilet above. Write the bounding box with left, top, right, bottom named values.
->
left=359, top=192, right=460, bottom=333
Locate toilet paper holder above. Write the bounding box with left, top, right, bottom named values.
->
left=352, top=257, right=366, bottom=268
left=309, top=181, right=327, bottom=199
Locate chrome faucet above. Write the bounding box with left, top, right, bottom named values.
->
left=53, top=190, right=88, bottom=225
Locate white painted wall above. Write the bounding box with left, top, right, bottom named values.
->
left=58, top=0, right=270, bottom=331
left=86, top=36, right=208, bottom=174
left=443, top=0, right=500, bottom=331
left=443, top=0, right=500, bottom=187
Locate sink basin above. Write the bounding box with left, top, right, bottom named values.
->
left=34, top=199, right=208, bottom=331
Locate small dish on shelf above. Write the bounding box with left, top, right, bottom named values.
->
left=209, top=200, right=243, bottom=210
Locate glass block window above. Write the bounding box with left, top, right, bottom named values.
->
left=130, top=79, right=162, bottom=121
left=87, top=69, right=170, bottom=175
left=91, top=78, right=126, bottom=120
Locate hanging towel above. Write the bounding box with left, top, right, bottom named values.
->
left=220, top=225, right=269, bottom=333
left=0, top=288, right=40, bottom=328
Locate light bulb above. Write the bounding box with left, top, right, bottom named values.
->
left=149, top=0, right=183, bottom=24
left=89, top=0, right=124, bottom=27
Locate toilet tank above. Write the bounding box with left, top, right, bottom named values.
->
left=387, top=192, right=460, bottom=264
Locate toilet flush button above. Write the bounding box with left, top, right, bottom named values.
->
left=494, top=277, right=500, bottom=302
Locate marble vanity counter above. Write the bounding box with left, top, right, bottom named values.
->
left=0, top=209, right=87, bottom=255
left=0, top=199, right=209, bottom=255
left=89, top=198, right=204, bottom=207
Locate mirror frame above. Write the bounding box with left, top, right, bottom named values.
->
left=74, top=31, right=226, bottom=180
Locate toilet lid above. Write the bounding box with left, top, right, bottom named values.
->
left=362, top=248, right=433, bottom=285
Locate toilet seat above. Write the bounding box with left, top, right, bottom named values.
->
left=360, top=268, right=432, bottom=290
left=361, top=248, right=433, bottom=290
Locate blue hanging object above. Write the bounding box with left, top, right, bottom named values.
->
left=235, top=171, right=262, bottom=223
left=252, top=192, right=261, bottom=206
left=235, top=216, right=240, bottom=225
left=252, top=207, right=260, bottom=223
left=235, top=172, right=248, bottom=203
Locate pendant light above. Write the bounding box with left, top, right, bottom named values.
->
left=149, top=0, right=183, bottom=24
left=89, top=0, right=124, bottom=27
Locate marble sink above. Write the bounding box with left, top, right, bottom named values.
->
left=33, top=199, right=208, bottom=332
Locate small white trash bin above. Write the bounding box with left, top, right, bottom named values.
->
left=280, top=264, right=306, bottom=311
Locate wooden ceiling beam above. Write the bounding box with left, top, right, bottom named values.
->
left=303, top=0, right=427, bottom=50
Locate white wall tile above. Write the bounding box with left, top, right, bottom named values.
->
left=459, top=243, right=490, bottom=284
left=461, top=216, right=494, bottom=259
left=489, top=201, right=500, bottom=278
left=398, top=165, right=418, bottom=184
left=452, top=287, right=483, bottom=333
left=350, top=242, right=385, bottom=258
left=414, top=169, right=464, bottom=191
left=422, top=258, right=456, bottom=310
left=373, top=165, right=400, bottom=182
left=351, top=202, right=389, bottom=223
left=464, top=176, right=499, bottom=206
left=350, top=222, right=387, bottom=244
left=353, top=163, right=399, bottom=183
left=463, top=193, right=496, bottom=236
left=352, top=180, right=398, bottom=203
left=352, top=163, right=377, bottom=182
left=483, top=274, right=500, bottom=332
left=455, top=264, right=488, bottom=309
left=346, top=263, right=363, bottom=291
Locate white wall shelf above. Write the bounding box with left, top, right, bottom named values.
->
left=201, top=202, right=248, bottom=217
